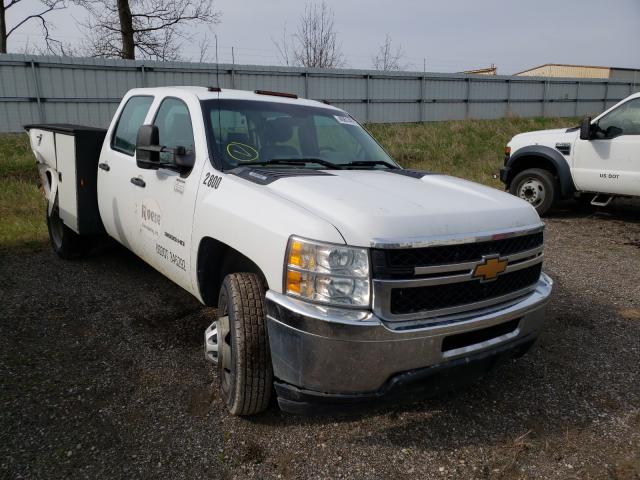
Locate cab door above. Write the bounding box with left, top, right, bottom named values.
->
left=97, top=95, right=154, bottom=252
left=133, top=96, right=204, bottom=293
left=572, top=97, right=640, bottom=195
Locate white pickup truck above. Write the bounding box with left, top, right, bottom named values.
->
left=26, top=86, right=552, bottom=415
left=501, top=92, right=640, bottom=215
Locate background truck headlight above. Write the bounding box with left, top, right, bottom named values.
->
left=284, top=237, right=370, bottom=307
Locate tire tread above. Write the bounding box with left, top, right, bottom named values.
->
left=222, top=272, right=272, bottom=415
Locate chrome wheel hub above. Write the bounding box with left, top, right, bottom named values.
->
left=518, top=178, right=545, bottom=207
left=204, top=321, right=219, bottom=364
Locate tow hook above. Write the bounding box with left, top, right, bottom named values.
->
left=204, top=321, right=219, bottom=364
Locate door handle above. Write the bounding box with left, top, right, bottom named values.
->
left=98, top=163, right=110, bottom=171
left=130, top=177, right=146, bottom=188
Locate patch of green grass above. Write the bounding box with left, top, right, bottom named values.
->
left=368, top=116, right=578, bottom=188
left=0, top=118, right=578, bottom=252
left=0, top=133, right=38, bottom=181
left=0, top=133, right=47, bottom=253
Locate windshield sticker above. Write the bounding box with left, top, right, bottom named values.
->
left=334, top=115, right=358, bottom=126
left=226, top=142, right=259, bottom=162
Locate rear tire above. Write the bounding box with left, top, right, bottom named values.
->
left=216, top=272, right=272, bottom=416
left=509, top=168, right=558, bottom=216
left=46, top=201, right=88, bottom=259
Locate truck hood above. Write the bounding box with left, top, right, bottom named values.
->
left=510, top=127, right=577, bottom=144
left=264, top=170, right=541, bottom=247
left=509, top=127, right=579, bottom=153
left=514, top=127, right=569, bottom=138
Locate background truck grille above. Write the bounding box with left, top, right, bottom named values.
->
left=389, top=263, right=542, bottom=315
left=372, top=232, right=543, bottom=279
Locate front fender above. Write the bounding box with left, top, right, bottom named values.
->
left=190, top=174, right=345, bottom=299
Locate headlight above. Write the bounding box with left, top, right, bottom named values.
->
left=284, top=236, right=370, bottom=307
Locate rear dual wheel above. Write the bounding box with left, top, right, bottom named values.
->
left=46, top=200, right=88, bottom=259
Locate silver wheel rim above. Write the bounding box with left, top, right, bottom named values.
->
left=518, top=178, right=546, bottom=207
left=217, top=315, right=233, bottom=396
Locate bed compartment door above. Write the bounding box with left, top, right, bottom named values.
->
left=55, top=133, right=79, bottom=233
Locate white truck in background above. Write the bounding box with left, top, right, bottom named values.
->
left=26, top=86, right=552, bottom=415
left=501, top=92, right=640, bottom=215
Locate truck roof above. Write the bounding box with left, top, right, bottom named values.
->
left=126, top=86, right=342, bottom=111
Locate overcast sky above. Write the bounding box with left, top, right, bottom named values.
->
left=8, top=0, right=640, bottom=74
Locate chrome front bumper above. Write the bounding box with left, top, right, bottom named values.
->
left=265, top=273, right=552, bottom=397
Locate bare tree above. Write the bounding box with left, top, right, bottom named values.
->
left=1, top=0, right=67, bottom=54
left=275, top=1, right=344, bottom=68
left=77, top=0, right=221, bottom=60
left=197, top=33, right=210, bottom=62
left=273, top=25, right=292, bottom=66
left=372, top=34, right=406, bottom=71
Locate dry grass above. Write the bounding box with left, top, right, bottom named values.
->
left=0, top=133, right=47, bottom=252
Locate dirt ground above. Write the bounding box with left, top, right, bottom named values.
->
left=1, top=200, right=639, bottom=480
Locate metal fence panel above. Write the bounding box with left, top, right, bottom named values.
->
left=1, top=53, right=639, bottom=132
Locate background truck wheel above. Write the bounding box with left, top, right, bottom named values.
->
left=510, top=168, right=558, bottom=216
left=216, top=272, right=272, bottom=416
left=46, top=201, right=88, bottom=259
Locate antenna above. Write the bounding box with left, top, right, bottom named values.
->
left=215, top=34, right=220, bottom=88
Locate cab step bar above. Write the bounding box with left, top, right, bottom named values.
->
left=590, top=194, right=615, bottom=207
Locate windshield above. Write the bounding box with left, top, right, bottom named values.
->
left=201, top=99, right=397, bottom=171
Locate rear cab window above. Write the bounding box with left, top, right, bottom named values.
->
left=111, top=96, right=154, bottom=155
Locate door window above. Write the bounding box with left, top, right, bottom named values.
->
left=596, top=98, right=640, bottom=138
left=153, top=98, right=196, bottom=165
left=111, top=96, right=154, bottom=155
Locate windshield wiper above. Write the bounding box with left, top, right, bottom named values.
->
left=341, top=160, right=398, bottom=169
left=240, top=158, right=343, bottom=169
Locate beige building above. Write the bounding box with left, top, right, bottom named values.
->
left=515, top=63, right=640, bottom=82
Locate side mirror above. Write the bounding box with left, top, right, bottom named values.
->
left=579, top=117, right=592, bottom=140
left=136, top=125, right=161, bottom=169
left=604, top=125, right=623, bottom=139
left=174, top=148, right=195, bottom=169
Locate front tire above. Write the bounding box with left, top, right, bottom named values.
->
left=46, top=201, right=88, bottom=259
left=216, top=272, right=272, bottom=416
left=510, top=168, right=558, bottom=216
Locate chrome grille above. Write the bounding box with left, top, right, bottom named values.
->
left=390, top=263, right=542, bottom=314
left=372, top=232, right=543, bottom=279
left=372, top=226, right=544, bottom=323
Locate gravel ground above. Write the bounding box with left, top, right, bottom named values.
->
left=1, top=200, right=639, bottom=480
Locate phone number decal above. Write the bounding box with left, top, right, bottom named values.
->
left=156, top=243, right=186, bottom=271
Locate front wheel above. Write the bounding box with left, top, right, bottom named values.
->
left=216, top=272, right=272, bottom=416
left=46, top=201, right=88, bottom=259
left=509, top=168, right=558, bottom=216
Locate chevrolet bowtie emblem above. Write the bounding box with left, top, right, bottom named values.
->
left=473, top=256, right=508, bottom=282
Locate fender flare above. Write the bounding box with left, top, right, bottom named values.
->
left=505, top=145, right=576, bottom=198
